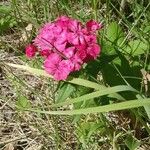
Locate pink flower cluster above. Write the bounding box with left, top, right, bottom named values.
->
left=25, top=16, right=102, bottom=80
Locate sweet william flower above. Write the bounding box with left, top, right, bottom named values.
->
left=86, top=20, right=102, bottom=32
left=63, top=46, right=76, bottom=58
left=70, top=54, right=83, bottom=71
left=40, top=49, right=51, bottom=57
left=67, top=20, right=87, bottom=45
left=75, top=44, right=87, bottom=60
left=84, top=43, right=101, bottom=62
left=26, top=16, right=102, bottom=80
left=44, top=54, right=74, bottom=80
left=54, top=40, right=67, bottom=53
left=84, top=34, right=97, bottom=43
left=55, top=16, right=71, bottom=29
left=25, top=44, right=37, bottom=58
left=67, top=30, right=85, bottom=45
left=44, top=53, right=62, bottom=75
left=53, top=60, right=74, bottom=80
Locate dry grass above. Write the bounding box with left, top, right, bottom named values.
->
left=0, top=50, right=77, bottom=149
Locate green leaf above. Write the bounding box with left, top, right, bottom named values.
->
left=76, top=122, right=103, bottom=145
left=0, top=5, right=17, bottom=34
left=136, top=94, right=150, bottom=119
left=56, top=83, right=76, bottom=103
left=126, top=40, right=148, bottom=56
left=143, top=25, right=150, bottom=33
left=148, top=64, right=150, bottom=70
left=102, top=42, right=116, bottom=55
left=51, top=85, right=137, bottom=108
left=68, top=78, right=105, bottom=90
left=80, top=122, right=102, bottom=138
left=0, top=5, right=11, bottom=15
left=106, top=22, right=124, bottom=45
left=113, top=51, right=142, bottom=92
left=125, top=134, right=140, bottom=150
left=16, top=96, right=31, bottom=110
left=26, top=98, right=150, bottom=115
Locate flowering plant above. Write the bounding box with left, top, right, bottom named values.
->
left=25, top=16, right=102, bottom=80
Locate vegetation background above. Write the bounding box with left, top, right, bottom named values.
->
left=0, top=0, right=150, bottom=149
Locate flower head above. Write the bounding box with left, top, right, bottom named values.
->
left=25, top=16, right=102, bottom=80
left=25, top=44, right=37, bottom=58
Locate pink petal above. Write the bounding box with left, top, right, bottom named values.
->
left=40, top=49, right=51, bottom=57
left=86, top=44, right=101, bottom=60
left=54, top=60, right=73, bottom=80
left=55, top=16, right=71, bottom=29
left=44, top=61, right=57, bottom=75
left=25, top=44, right=37, bottom=58
left=68, top=33, right=79, bottom=45
left=34, top=33, right=53, bottom=50
left=54, top=41, right=67, bottom=52
left=68, top=20, right=81, bottom=32
left=63, top=46, right=75, bottom=58
left=44, top=53, right=62, bottom=75
left=86, top=20, right=102, bottom=32
left=70, top=54, right=83, bottom=71
left=85, top=34, right=97, bottom=43
left=79, top=35, right=85, bottom=45
left=76, top=44, right=87, bottom=60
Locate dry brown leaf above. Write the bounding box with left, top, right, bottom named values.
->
left=141, top=69, right=150, bottom=92
left=20, top=24, right=33, bottom=42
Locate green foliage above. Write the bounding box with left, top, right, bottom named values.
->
left=16, top=95, right=31, bottom=110
left=76, top=121, right=104, bottom=147
left=51, top=85, right=137, bottom=108
left=125, top=134, right=140, bottom=150
left=126, top=39, right=148, bottom=56
left=26, top=98, right=150, bottom=115
left=56, top=82, right=76, bottom=103
left=0, top=5, right=16, bottom=34
left=106, top=22, right=125, bottom=46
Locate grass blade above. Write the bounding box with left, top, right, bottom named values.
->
left=6, top=63, right=105, bottom=89
left=51, top=85, right=138, bottom=108
left=6, top=63, right=53, bottom=78
left=27, top=98, right=150, bottom=115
